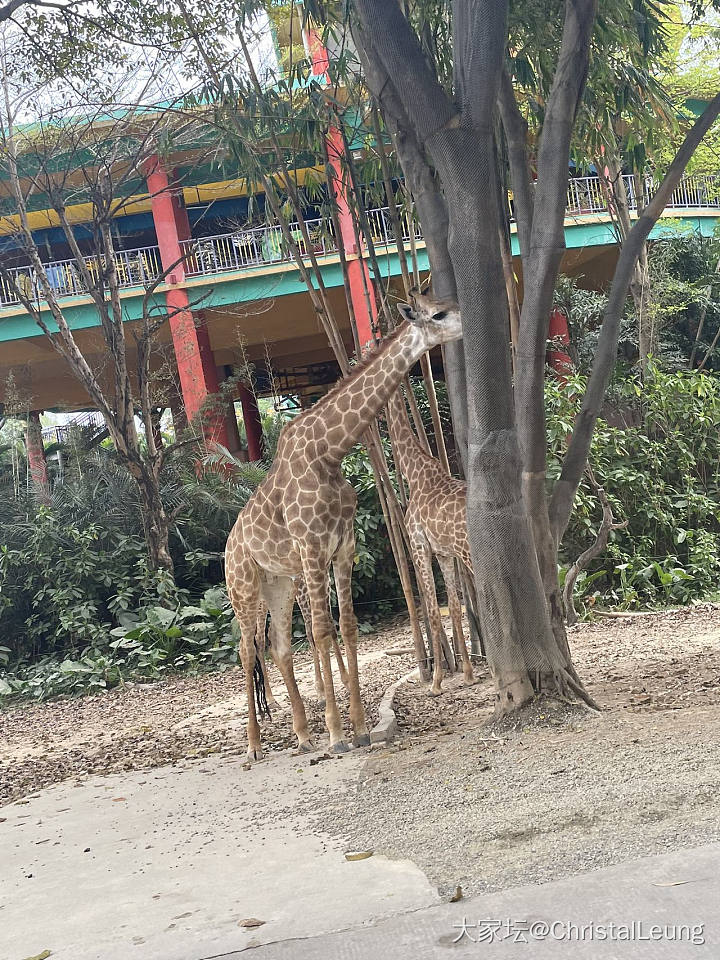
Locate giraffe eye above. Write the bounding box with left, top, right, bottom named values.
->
left=432, top=310, right=447, bottom=321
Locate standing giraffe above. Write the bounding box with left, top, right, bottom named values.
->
left=386, top=386, right=476, bottom=695
left=225, top=292, right=462, bottom=760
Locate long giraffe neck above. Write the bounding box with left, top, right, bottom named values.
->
left=386, top=388, right=432, bottom=489
left=310, top=321, right=431, bottom=463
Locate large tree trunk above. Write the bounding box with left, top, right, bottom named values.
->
left=134, top=467, right=174, bottom=576
left=352, top=0, right=576, bottom=712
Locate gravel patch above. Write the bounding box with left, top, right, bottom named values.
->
left=304, top=604, right=720, bottom=896
left=3, top=604, right=720, bottom=900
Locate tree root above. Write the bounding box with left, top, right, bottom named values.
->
left=557, top=666, right=602, bottom=713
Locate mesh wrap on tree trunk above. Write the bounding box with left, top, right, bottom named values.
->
left=428, top=125, right=563, bottom=678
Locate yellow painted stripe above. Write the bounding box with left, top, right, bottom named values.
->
left=0, top=166, right=326, bottom=236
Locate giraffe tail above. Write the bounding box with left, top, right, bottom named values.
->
left=252, top=637, right=272, bottom=720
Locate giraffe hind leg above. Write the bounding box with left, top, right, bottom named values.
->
left=226, top=553, right=264, bottom=762
left=437, top=554, right=475, bottom=685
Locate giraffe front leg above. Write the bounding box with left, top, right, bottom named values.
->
left=296, top=578, right=326, bottom=703
left=297, top=576, right=348, bottom=697
left=437, top=555, right=475, bottom=686
left=333, top=535, right=370, bottom=748
left=262, top=574, right=313, bottom=753
left=301, top=550, right=347, bottom=753
left=409, top=530, right=446, bottom=697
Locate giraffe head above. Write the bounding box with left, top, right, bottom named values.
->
left=397, top=289, right=462, bottom=347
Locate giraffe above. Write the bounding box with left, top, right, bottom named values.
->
left=386, top=385, right=476, bottom=696
left=225, top=291, right=462, bottom=760
left=259, top=575, right=349, bottom=709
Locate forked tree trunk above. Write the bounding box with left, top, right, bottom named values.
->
left=353, top=0, right=568, bottom=712
left=134, top=466, right=174, bottom=576
left=353, top=0, right=720, bottom=714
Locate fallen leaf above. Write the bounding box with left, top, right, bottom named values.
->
left=652, top=880, right=691, bottom=887
left=239, top=918, right=265, bottom=928
left=21, top=951, right=51, bottom=960
left=309, top=754, right=332, bottom=766
left=345, top=850, right=373, bottom=861
left=450, top=886, right=463, bottom=903
left=111, top=797, right=127, bottom=802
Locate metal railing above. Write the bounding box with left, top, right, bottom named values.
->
left=1, top=174, right=719, bottom=307
left=179, top=216, right=338, bottom=276
left=41, top=411, right=105, bottom=444
left=0, top=245, right=162, bottom=308
left=564, top=174, right=720, bottom=216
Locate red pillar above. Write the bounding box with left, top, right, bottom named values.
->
left=216, top=365, right=243, bottom=455
left=306, top=28, right=378, bottom=354
left=547, top=308, right=573, bottom=379
left=239, top=383, right=264, bottom=462
left=144, top=156, right=229, bottom=447
left=26, top=411, right=50, bottom=498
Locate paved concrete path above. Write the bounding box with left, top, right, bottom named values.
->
left=3, top=747, right=718, bottom=960
left=0, top=750, right=436, bottom=960
left=226, top=843, right=720, bottom=959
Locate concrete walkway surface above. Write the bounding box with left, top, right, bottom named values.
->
left=234, top=842, right=720, bottom=959
left=0, top=749, right=435, bottom=960
left=2, top=747, right=718, bottom=960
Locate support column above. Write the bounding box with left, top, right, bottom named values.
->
left=144, top=156, right=229, bottom=447
left=306, top=28, right=378, bottom=353
left=217, top=365, right=243, bottom=455
left=25, top=411, right=50, bottom=499
left=238, top=383, right=264, bottom=462
left=547, top=307, right=573, bottom=379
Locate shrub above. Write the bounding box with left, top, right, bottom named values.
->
left=551, top=366, right=720, bottom=613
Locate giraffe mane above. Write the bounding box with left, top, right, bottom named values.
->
left=308, top=322, right=408, bottom=414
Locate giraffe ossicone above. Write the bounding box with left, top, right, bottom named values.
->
left=225, top=292, right=462, bottom=761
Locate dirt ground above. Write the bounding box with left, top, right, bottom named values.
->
left=3, top=604, right=720, bottom=896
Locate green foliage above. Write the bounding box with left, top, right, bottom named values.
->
left=556, top=226, right=720, bottom=374
left=551, top=366, right=720, bottom=614
left=0, top=586, right=238, bottom=702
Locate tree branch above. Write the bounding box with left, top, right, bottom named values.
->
left=563, top=472, right=627, bottom=626
left=498, top=66, right=534, bottom=260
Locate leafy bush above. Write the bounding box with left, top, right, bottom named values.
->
left=0, top=586, right=238, bottom=702
left=551, top=366, right=720, bottom=613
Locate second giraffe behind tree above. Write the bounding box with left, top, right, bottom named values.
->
left=225, top=291, right=462, bottom=761
left=386, top=386, right=477, bottom=696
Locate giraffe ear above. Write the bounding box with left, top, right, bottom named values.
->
left=398, top=302, right=419, bottom=325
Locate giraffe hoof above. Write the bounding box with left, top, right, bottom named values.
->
left=352, top=733, right=371, bottom=748
left=246, top=746, right=264, bottom=762
left=297, top=739, right=314, bottom=754
left=428, top=685, right=443, bottom=698
left=330, top=740, right=350, bottom=754
left=463, top=674, right=477, bottom=687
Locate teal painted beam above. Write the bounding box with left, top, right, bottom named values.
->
left=1, top=213, right=717, bottom=343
